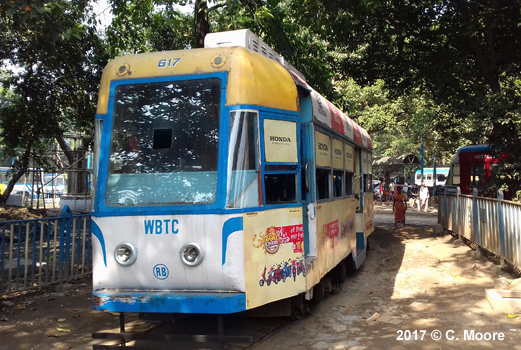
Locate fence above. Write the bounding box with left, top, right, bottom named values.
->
left=0, top=206, right=92, bottom=296
left=439, top=188, right=521, bottom=269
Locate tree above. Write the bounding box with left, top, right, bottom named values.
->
left=0, top=0, right=106, bottom=204
left=293, top=0, right=521, bottom=195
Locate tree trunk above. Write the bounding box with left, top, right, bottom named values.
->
left=56, top=135, right=88, bottom=195
left=0, top=142, right=33, bottom=205
left=195, top=0, right=209, bottom=48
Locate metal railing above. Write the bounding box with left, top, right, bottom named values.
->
left=0, top=206, right=92, bottom=296
left=439, top=188, right=521, bottom=269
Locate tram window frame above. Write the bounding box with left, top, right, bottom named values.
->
left=364, top=173, right=373, bottom=193
left=264, top=171, right=298, bottom=204
left=331, top=138, right=344, bottom=198
left=316, top=167, right=331, bottom=200
left=226, top=110, right=261, bottom=209
left=262, top=118, right=299, bottom=206
left=345, top=171, right=354, bottom=195
left=471, top=164, right=485, bottom=185
left=333, top=170, right=343, bottom=197
left=452, top=164, right=460, bottom=185
left=314, top=130, right=332, bottom=202
left=105, top=78, right=221, bottom=206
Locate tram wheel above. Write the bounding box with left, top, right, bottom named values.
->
left=345, top=255, right=356, bottom=276
left=333, top=263, right=347, bottom=284
left=312, top=281, right=325, bottom=304
left=290, top=294, right=308, bottom=320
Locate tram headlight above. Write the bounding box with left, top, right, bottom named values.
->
left=180, top=242, right=204, bottom=267
left=114, top=242, right=138, bottom=266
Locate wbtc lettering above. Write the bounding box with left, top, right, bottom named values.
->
left=144, top=219, right=179, bottom=234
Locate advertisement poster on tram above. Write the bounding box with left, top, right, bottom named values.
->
left=307, top=198, right=356, bottom=287
left=243, top=207, right=306, bottom=309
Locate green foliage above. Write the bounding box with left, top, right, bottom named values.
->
left=1, top=0, right=521, bottom=199
left=0, top=0, right=105, bottom=202
left=104, top=0, right=195, bottom=55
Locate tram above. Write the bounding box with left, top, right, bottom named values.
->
left=91, top=29, right=373, bottom=317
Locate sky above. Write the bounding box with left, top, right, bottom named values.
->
left=92, top=0, right=113, bottom=32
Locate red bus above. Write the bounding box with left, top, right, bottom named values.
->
left=445, top=144, right=506, bottom=196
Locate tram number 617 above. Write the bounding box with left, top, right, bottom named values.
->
left=158, top=58, right=181, bottom=68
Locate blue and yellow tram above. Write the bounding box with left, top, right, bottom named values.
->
left=91, top=29, right=374, bottom=316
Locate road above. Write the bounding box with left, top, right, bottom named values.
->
left=255, top=210, right=521, bottom=350
left=1, top=210, right=519, bottom=350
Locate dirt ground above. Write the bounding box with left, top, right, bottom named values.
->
left=256, top=207, right=521, bottom=350
left=1, top=206, right=520, bottom=350
left=0, top=207, right=50, bottom=221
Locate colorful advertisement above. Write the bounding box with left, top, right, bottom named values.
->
left=325, top=100, right=345, bottom=134
left=305, top=198, right=357, bottom=289
left=264, top=119, right=298, bottom=163
left=243, top=208, right=306, bottom=309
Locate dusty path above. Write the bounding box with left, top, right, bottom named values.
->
left=255, top=210, right=521, bottom=350
left=1, top=209, right=520, bottom=350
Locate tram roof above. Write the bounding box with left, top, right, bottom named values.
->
left=96, top=46, right=371, bottom=150
left=456, top=144, right=493, bottom=153
left=97, top=46, right=297, bottom=115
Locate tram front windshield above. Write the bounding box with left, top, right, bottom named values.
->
left=105, top=78, right=220, bottom=206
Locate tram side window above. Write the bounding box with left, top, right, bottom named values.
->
left=333, top=170, right=343, bottom=197
left=263, top=119, right=298, bottom=205
left=471, top=164, right=485, bottom=185
left=345, top=171, right=354, bottom=195
left=364, top=174, right=373, bottom=193
left=227, top=110, right=260, bottom=208
left=265, top=173, right=297, bottom=204
left=316, top=168, right=330, bottom=200
left=452, top=164, right=460, bottom=185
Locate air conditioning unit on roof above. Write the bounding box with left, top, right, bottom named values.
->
left=204, top=29, right=306, bottom=82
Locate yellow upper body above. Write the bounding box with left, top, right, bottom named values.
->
left=96, top=46, right=299, bottom=115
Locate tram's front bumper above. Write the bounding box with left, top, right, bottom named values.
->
left=93, top=290, right=246, bottom=314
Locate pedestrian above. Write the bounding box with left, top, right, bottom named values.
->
left=393, top=187, right=407, bottom=229
left=409, top=184, right=419, bottom=210
left=389, top=181, right=395, bottom=201
left=419, top=182, right=430, bottom=212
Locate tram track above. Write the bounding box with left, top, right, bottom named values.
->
left=93, top=312, right=297, bottom=349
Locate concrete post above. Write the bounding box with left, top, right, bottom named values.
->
left=472, top=188, right=481, bottom=258
left=497, top=189, right=506, bottom=258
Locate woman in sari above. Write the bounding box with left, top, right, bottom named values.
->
left=393, top=188, right=407, bottom=229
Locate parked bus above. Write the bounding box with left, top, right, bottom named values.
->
left=43, top=173, right=67, bottom=195
left=414, top=167, right=450, bottom=188
left=445, top=144, right=506, bottom=196
left=90, top=29, right=374, bottom=323
left=0, top=167, right=45, bottom=198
